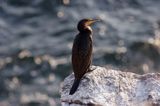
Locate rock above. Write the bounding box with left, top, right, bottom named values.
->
left=61, top=66, right=160, bottom=106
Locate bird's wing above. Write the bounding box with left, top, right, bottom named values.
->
left=72, top=35, right=92, bottom=79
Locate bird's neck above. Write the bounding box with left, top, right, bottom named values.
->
left=80, top=26, right=92, bottom=35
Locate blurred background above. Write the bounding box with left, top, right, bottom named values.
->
left=0, top=0, right=160, bottom=106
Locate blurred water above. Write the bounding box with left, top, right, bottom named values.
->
left=0, top=0, right=160, bottom=105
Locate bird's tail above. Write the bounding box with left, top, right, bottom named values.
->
left=69, top=79, right=80, bottom=95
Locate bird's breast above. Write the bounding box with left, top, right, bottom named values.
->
left=78, top=34, right=92, bottom=52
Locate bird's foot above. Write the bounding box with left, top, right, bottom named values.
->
left=88, top=66, right=97, bottom=72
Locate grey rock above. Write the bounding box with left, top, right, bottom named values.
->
left=61, top=66, right=160, bottom=106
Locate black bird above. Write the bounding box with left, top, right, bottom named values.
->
left=69, top=18, right=99, bottom=95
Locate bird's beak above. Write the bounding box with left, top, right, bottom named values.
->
left=86, top=19, right=100, bottom=26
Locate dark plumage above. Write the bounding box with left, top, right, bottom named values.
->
left=69, top=18, right=99, bottom=95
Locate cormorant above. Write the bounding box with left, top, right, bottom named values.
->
left=69, top=18, right=99, bottom=95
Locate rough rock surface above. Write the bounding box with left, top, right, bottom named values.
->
left=61, top=66, right=160, bottom=106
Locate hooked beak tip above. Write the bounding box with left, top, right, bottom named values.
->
left=87, top=18, right=101, bottom=25
left=93, top=19, right=101, bottom=22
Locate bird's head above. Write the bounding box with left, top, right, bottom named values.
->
left=77, top=18, right=100, bottom=32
